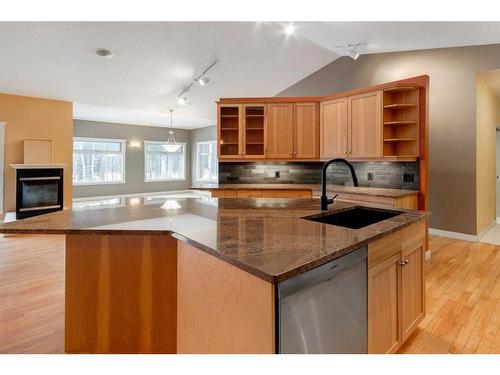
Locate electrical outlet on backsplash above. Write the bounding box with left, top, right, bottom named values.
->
left=218, top=162, right=420, bottom=190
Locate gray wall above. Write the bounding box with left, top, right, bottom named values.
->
left=190, top=125, right=216, bottom=184
left=278, top=43, right=500, bottom=235
left=73, top=120, right=191, bottom=198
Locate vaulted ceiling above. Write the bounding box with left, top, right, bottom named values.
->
left=1, top=22, right=500, bottom=129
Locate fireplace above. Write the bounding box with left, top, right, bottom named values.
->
left=15, top=167, right=64, bottom=219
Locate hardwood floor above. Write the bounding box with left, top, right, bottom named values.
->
left=399, top=236, right=500, bottom=353
left=0, top=234, right=65, bottom=353
left=1, top=234, right=499, bottom=353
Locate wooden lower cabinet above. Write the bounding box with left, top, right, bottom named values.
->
left=401, top=224, right=426, bottom=341
left=368, top=253, right=402, bottom=354
left=367, top=220, right=426, bottom=354
left=335, top=193, right=417, bottom=210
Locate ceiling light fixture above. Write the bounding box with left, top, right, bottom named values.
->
left=335, top=43, right=364, bottom=60
left=177, top=95, right=188, bottom=106
left=175, top=60, right=218, bottom=106
left=198, top=76, right=210, bottom=86
left=164, top=109, right=181, bottom=153
left=284, top=23, right=295, bottom=36
left=96, top=48, right=113, bottom=59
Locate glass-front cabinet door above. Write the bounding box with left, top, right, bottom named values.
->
left=242, top=104, right=266, bottom=159
left=218, top=104, right=242, bottom=159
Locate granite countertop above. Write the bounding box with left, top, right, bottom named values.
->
left=190, top=183, right=419, bottom=198
left=0, top=196, right=427, bottom=283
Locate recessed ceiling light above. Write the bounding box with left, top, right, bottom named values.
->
left=284, top=23, right=295, bottom=36
left=96, top=48, right=113, bottom=59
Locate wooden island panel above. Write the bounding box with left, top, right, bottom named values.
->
left=177, top=241, right=275, bottom=354
left=65, top=234, right=177, bottom=353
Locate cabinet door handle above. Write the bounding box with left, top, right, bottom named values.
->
left=398, top=259, right=409, bottom=267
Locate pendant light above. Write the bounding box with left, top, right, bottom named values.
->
left=164, top=109, right=181, bottom=152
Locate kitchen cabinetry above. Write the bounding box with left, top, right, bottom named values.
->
left=320, top=91, right=383, bottom=159
left=294, top=102, right=319, bottom=159
left=218, top=82, right=423, bottom=162
left=320, top=98, right=348, bottom=158
left=368, top=252, right=402, bottom=354
left=349, top=91, right=383, bottom=158
left=243, top=104, right=266, bottom=159
left=218, top=104, right=242, bottom=159
left=267, top=103, right=294, bottom=159
left=367, top=220, right=426, bottom=354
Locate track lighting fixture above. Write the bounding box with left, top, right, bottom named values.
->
left=175, top=60, right=217, bottom=106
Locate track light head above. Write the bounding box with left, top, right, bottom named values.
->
left=177, top=96, right=188, bottom=106
left=198, top=76, right=210, bottom=86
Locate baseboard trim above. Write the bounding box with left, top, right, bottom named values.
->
left=478, top=221, right=496, bottom=241
left=428, top=228, right=479, bottom=242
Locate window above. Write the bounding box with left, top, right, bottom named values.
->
left=73, top=137, right=125, bottom=185
left=145, top=141, right=186, bottom=182
left=196, top=140, right=218, bottom=182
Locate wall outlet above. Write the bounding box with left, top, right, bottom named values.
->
left=367, top=172, right=373, bottom=181
left=275, top=171, right=280, bottom=178
left=403, top=172, right=415, bottom=183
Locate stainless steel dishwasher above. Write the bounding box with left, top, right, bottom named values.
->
left=276, top=246, right=367, bottom=354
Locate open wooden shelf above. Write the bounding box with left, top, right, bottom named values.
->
left=382, top=86, right=420, bottom=158
left=246, top=127, right=264, bottom=130
left=384, top=138, right=417, bottom=142
left=383, top=86, right=419, bottom=93
left=384, top=121, right=417, bottom=126
left=220, top=115, right=239, bottom=118
left=384, top=103, right=417, bottom=109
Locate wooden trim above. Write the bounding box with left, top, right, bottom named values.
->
left=65, top=234, right=177, bottom=354
left=218, top=96, right=324, bottom=104
left=177, top=241, right=275, bottom=354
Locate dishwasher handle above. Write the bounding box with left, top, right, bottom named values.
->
left=278, top=246, right=367, bottom=298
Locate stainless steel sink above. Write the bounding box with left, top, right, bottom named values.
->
left=302, top=207, right=403, bottom=229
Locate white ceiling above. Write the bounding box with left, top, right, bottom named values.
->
left=2, top=22, right=500, bottom=129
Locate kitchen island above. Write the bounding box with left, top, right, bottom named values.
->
left=0, top=196, right=427, bottom=354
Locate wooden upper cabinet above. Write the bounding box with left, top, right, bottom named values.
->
left=266, top=103, right=294, bottom=159
left=242, top=104, right=266, bottom=159
left=320, top=98, right=348, bottom=159
left=368, top=252, right=402, bottom=354
left=348, top=91, right=383, bottom=158
left=218, top=104, right=242, bottom=159
left=294, top=103, right=319, bottom=159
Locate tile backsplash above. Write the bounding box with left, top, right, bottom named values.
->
left=219, top=161, right=419, bottom=190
